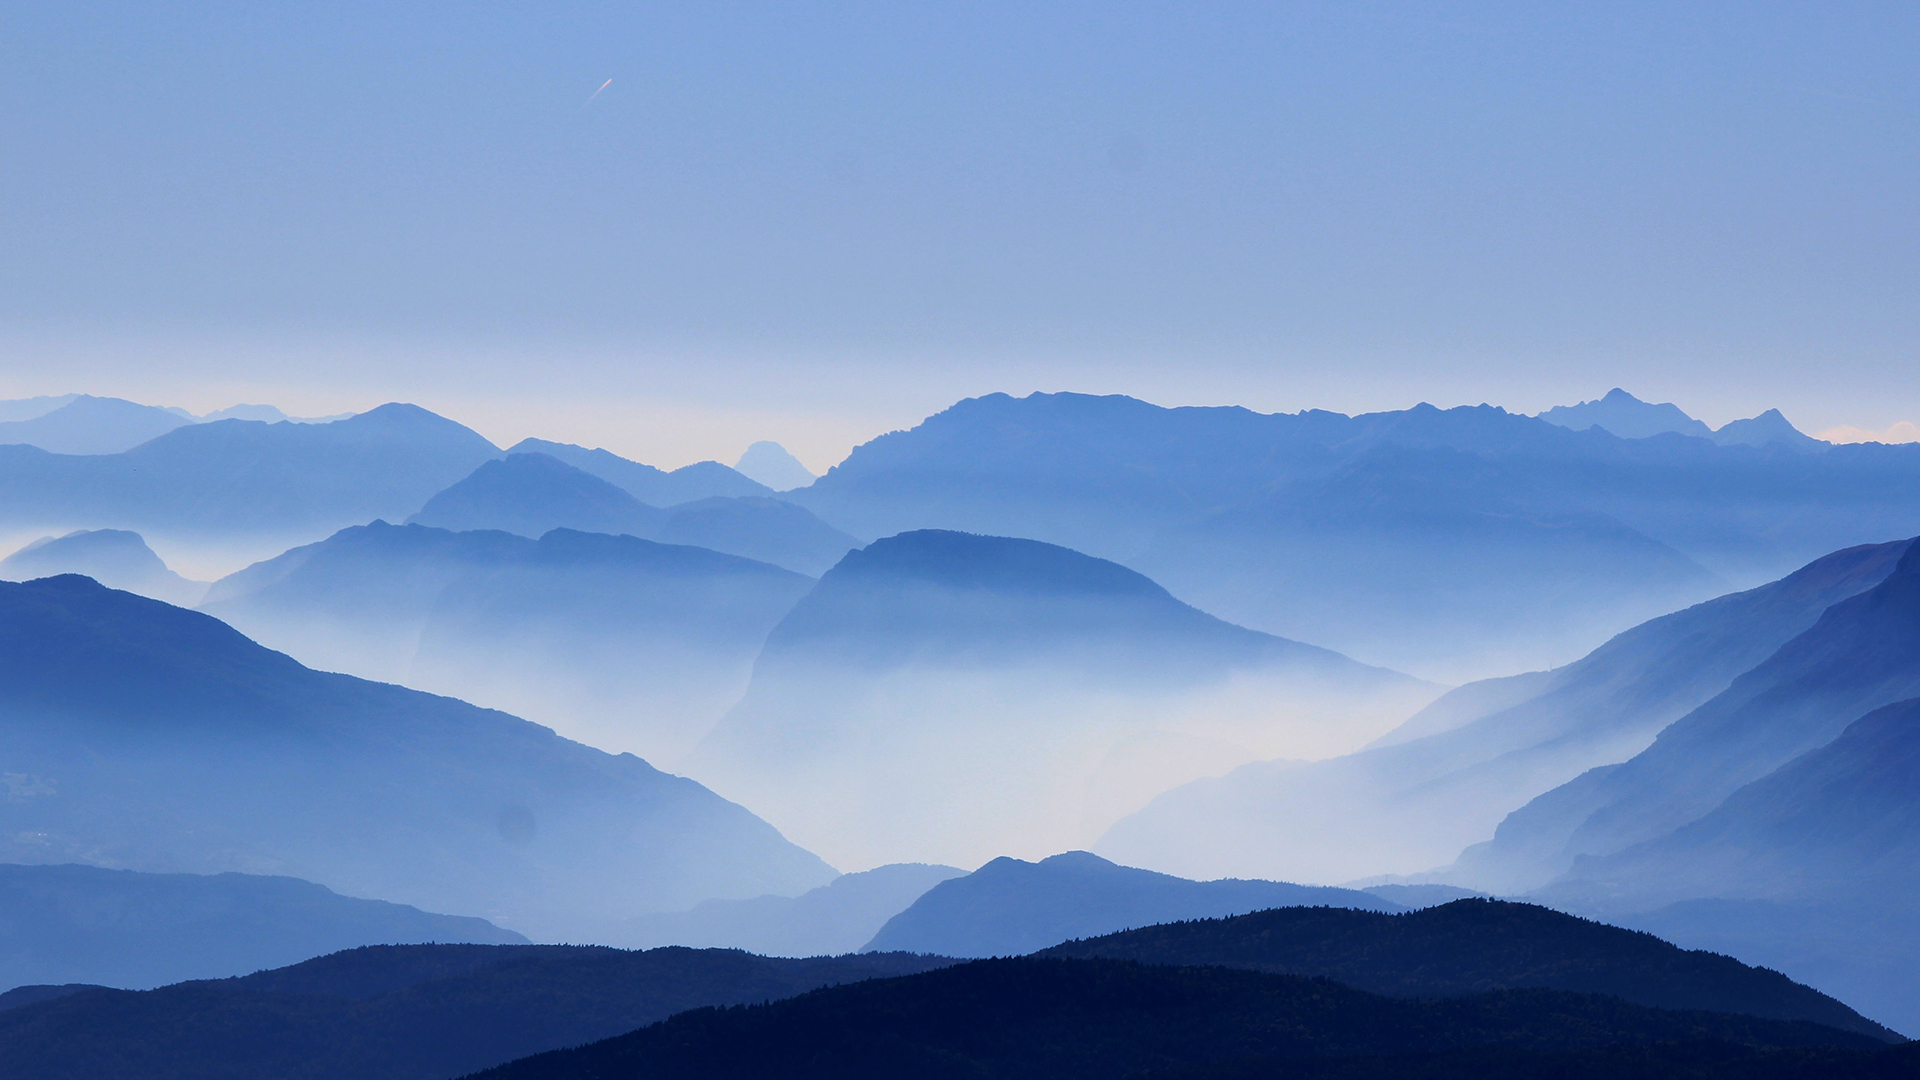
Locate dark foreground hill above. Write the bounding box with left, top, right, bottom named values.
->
left=467, top=956, right=1888, bottom=1080
left=864, top=851, right=1398, bottom=957
left=1034, top=900, right=1893, bottom=1040
left=0, top=944, right=952, bottom=1080
left=0, top=574, right=835, bottom=940
left=0, top=863, right=523, bottom=991
left=1133, top=1040, right=1920, bottom=1080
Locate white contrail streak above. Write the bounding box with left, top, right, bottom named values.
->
left=584, top=79, right=612, bottom=106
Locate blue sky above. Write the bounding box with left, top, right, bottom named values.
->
left=2, top=2, right=1916, bottom=467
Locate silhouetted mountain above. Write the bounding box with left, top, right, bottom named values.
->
left=1136, top=1040, right=1920, bottom=1079
left=2, top=528, right=208, bottom=605
left=1713, top=409, right=1826, bottom=451
left=863, top=852, right=1398, bottom=957
left=0, top=395, right=194, bottom=455
left=0, top=394, right=79, bottom=423
left=790, top=393, right=1920, bottom=679
left=412, top=453, right=858, bottom=574
left=203, top=522, right=814, bottom=761
left=0, top=403, right=501, bottom=542
left=735, top=440, right=817, bottom=490
left=1463, top=537, right=1920, bottom=895
left=0, top=943, right=953, bottom=1080
left=1098, top=539, right=1912, bottom=883
left=693, top=531, right=1436, bottom=868
left=409, top=452, right=665, bottom=536
left=507, top=438, right=773, bottom=504
left=624, top=863, right=967, bottom=956
left=0, top=862, right=523, bottom=991
left=1539, top=389, right=1715, bottom=440
left=468, top=956, right=1886, bottom=1080
left=0, top=575, right=834, bottom=939
left=1034, top=900, right=1892, bottom=1040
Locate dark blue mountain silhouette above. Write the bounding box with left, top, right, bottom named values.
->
left=0, top=574, right=834, bottom=940
left=0, top=863, right=523, bottom=991
left=862, top=851, right=1397, bottom=957
left=1100, top=538, right=1913, bottom=884
left=2, top=528, right=206, bottom=606
left=0, top=403, right=500, bottom=538
left=692, top=530, right=1434, bottom=870
left=507, top=438, right=773, bottom=504
left=789, top=392, right=1920, bottom=676
left=203, top=522, right=815, bottom=763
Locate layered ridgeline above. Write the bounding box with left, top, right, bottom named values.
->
left=690, top=530, right=1437, bottom=869
left=202, top=522, right=813, bottom=761
left=1, top=528, right=208, bottom=606
left=409, top=452, right=858, bottom=575
left=789, top=392, right=1920, bottom=678
left=623, top=863, right=967, bottom=956
left=863, top=852, right=1399, bottom=957
left=1538, top=388, right=1826, bottom=451
left=0, top=575, right=835, bottom=940
left=0, top=395, right=194, bottom=455
left=0, top=403, right=499, bottom=547
left=0, top=863, right=524, bottom=991
left=1099, top=539, right=1912, bottom=883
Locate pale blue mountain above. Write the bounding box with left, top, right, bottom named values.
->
left=415, top=453, right=857, bottom=574
left=0, top=863, right=524, bottom=991
left=0, top=403, right=500, bottom=539
left=1711, top=408, right=1827, bottom=451
left=788, top=392, right=1918, bottom=678
left=0, top=575, right=836, bottom=940
left=621, top=863, right=967, bottom=956
left=2, top=529, right=207, bottom=606
left=507, top=438, right=773, bottom=504
left=202, top=522, right=815, bottom=762
left=0, top=395, right=79, bottom=423
left=1460, top=536, right=1920, bottom=896
left=861, top=851, right=1399, bottom=957
left=1538, top=388, right=1715, bottom=439
left=198, top=403, right=356, bottom=423
left=692, top=530, right=1437, bottom=870
left=0, top=395, right=194, bottom=455
left=1097, top=538, right=1912, bottom=884
left=734, top=440, right=816, bottom=491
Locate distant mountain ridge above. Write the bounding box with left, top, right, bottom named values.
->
left=1537, top=388, right=1826, bottom=451
left=507, top=438, right=773, bottom=505
left=693, top=530, right=1437, bottom=869
left=0, top=395, right=195, bottom=455
left=0, top=574, right=835, bottom=939
left=2, top=529, right=207, bottom=606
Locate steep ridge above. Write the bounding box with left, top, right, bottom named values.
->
left=1097, top=539, right=1913, bottom=883
left=863, top=851, right=1398, bottom=957
left=1035, top=900, right=1892, bottom=1039
left=0, top=575, right=835, bottom=939
left=1539, top=388, right=1716, bottom=439
left=507, top=438, right=773, bottom=504
left=0, top=944, right=952, bottom=1080
left=202, top=522, right=814, bottom=761
left=1462, top=536, right=1920, bottom=892
left=735, top=440, right=816, bottom=491
left=468, top=957, right=1887, bottom=1080
left=0, top=403, right=501, bottom=540
left=2, top=528, right=208, bottom=606
left=624, top=863, right=967, bottom=956
left=0, top=395, right=194, bottom=455
left=0, top=863, right=524, bottom=991
left=790, top=392, right=1920, bottom=678
left=691, top=530, right=1437, bottom=869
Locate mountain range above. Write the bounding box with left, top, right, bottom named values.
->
left=200, top=521, right=816, bottom=761
left=1, top=528, right=208, bottom=606
left=1538, top=388, right=1826, bottom=451
left=0, top=574, right=835, bottom=939
left=1097, top=538, right=1913, bottom=883
left=0, top=395, right=194, bottom=455
left=691, top=529, right=1438, bottom=868
left=622, top=863, right=967, bottom=956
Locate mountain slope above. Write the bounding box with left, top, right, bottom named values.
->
left=0, top=575, right=835, bottom=939
left=2, top=529, right=208, bottom=606
left=202, top=522, right=815, bottom=761
left=0, top=395, right=194, bottom=454
left=1538, top=388, right=1715, bottom=440
left=691, top=530, right=1437, bottom=868
left=0, top=944, right=952, bottom=1080
left=1035, top=900, right=1891, bottom=1039
left=408, top=453, right=663, bottom=537
left=1097, top=539, right=1912, bottom=883
left=507, top=438, right=773, bottom=504
left=863, top=851, right=1398, bottom=957
left=624, top=863, right=967, bottom=956
left=469, top=956, right=1886, bottom=1080
left=0, top=863, right=524, bottom=991
left=1463, top=536, right=1920, bottom=892
left=735, top=440, right=816, bottom=490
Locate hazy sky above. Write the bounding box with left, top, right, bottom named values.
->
left=3, top=2, right=1917, bottom=468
